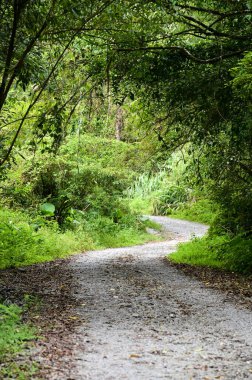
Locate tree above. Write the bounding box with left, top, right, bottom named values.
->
left=0, top=0, right=115, bottom=166
left=105, top=0, right=252, bottom=235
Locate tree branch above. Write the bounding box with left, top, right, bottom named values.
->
left=0, top=0, right=57, bottom=112
left=116, top=46, right=247, bottom=64
left=0, top=0, right=116, bottom=165
left=0, top=33, right=76, bottom=167
left=0, top=0, right=21, bottom=105
left=179, top=14, right=252, bottom=41
left=165, top=2, right=252, bottom=17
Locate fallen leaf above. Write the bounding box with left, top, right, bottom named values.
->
left=129, top=354, right=142, bottom=359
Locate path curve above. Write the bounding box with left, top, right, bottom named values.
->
left=70, top=216, right=252, bottom=380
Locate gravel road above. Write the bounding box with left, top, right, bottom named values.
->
left=70, top=216, right=252, bottom=380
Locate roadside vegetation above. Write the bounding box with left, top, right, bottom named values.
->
left=0, top=0, right=251, bottom=377
left=0, top=133, right=158, bottom=270
left=169, top=235, right=252, bottom=275
left=127, top=148, right=251, bottom=275
left=0, top=134, right=159, bottom=378
left=126, top=151, right=218, bottom=225
left=0, top=303, right=36, bottom=379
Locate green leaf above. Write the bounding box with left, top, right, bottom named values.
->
left=40, top=203, right=55, bottom=216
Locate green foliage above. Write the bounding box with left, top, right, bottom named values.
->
left=128, top=196, right=155, bottom=215
left=108, top=2, right=252, bottom=248
left=0, top=0, right=251, bottom=276
left=0, top=207, right=94, bottom=269
left=170, top=199, right=218, bottom=225
left=153, top=185, right=189, bottom=215
left=1, top=133, right=142, bottom=226
left=0, top=204, right=156, bottom=270
left=169, top=234, right=252, bottom=275
left=126, top=171, right=168, bottom=199
left=40, top=203, right=55, bottom=216
left=0, top=304, right=34, bottom=357
left=220, top=236, right=252, bottom=274
left=231, top=52, right=252, bottom=99
left=0, top=303, right=36, bottom=379
left=126, top=152, right=192, bottom=216
left=141, top=218, right=163, bottom=232
left=169, top=236, right=226, bottom=269
left=91, top=225, right=159, bottom=249
left=0, top=130, right=158, bottom=270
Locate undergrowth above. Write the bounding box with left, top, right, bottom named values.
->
left=0, top=303, right=36, bottom=379
left=0, top=207, right=158, bottom=270
left=169, top=199, right=218, bottom=224
left=0, top=207, right=93, bottom=269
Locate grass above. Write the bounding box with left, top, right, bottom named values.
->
left=169, top=236, right=227, bottom=269
left=0, top=207, right=161, bottom=270
left=169, top=234, right=252, bottom=274
left=0, top=207, right=95, bottom=269
left=84, top=216, right=162, bottom=249
left=169, top=199, right=218, bottom=224
left=0, top=303, right=37, bottom=379
left=94, top=227, right=160, bottom=248
left=141, top=218, right=163, bottom=232
left=126, top=171, right=167, bottom=199
left=128, top=196, right=155, bottom=215
left=127, top=174, right=218, bottom=226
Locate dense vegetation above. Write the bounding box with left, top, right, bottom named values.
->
left=0, top=1, right=251, bottom=376
left=0, top=132, right=158, bottom=269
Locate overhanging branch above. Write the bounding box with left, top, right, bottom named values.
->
left=116, top=46, right=247, bottom=64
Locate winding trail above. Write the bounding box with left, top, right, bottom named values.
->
left=69, top=216, right=252, bottom=379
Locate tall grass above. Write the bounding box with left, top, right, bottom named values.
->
left=126, top=170, right=190, bottom=216
left=126, top=170, right=168, bottom=199
left=126, top=151, right=192, bottom=215
left=126, top=150, right=218, bottom=225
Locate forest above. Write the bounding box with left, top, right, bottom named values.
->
left=0, top=0, right=251, bottom=378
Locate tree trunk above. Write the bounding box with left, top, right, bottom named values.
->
left=115, top=106, right=124, bottom=141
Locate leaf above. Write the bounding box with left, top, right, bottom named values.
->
left=129, top=354, right=142, bottom=359
left=40, top=203, right=55, bottom=216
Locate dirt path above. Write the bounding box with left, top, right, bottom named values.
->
left=68, top=217, right=252, bottom=379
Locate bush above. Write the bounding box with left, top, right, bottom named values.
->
left=216, top=235, right=252, bottom=274
left=0, top=205, right=156, bottom=270
left=1, top=135, right=135, bottom=227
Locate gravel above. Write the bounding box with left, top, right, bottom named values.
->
left=68, top=217, right=252, bottom=380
